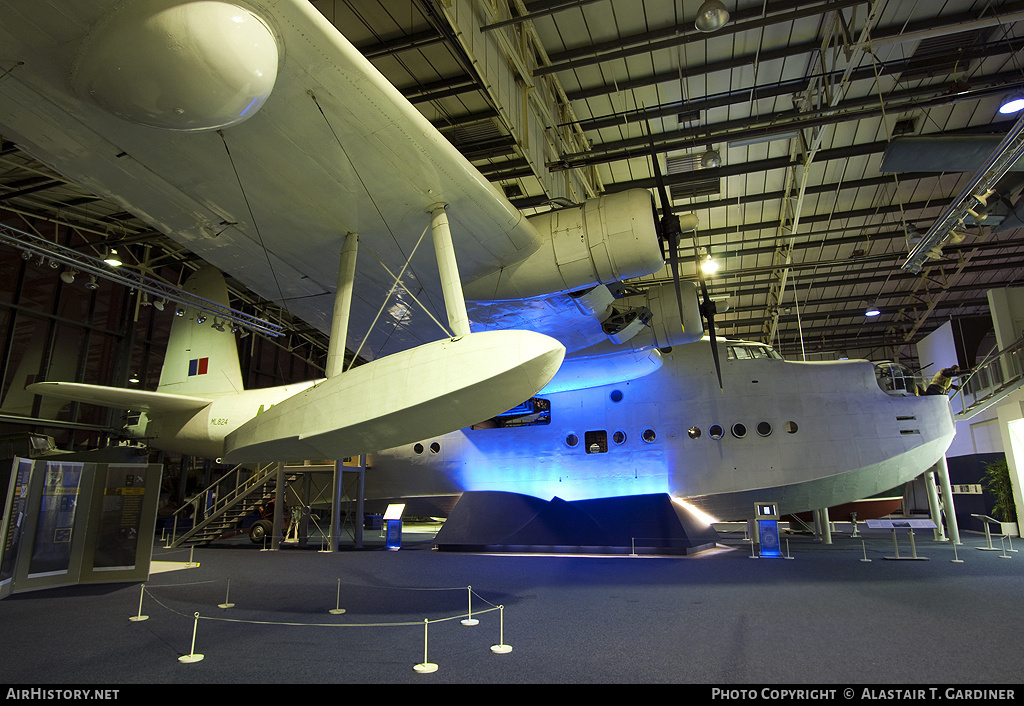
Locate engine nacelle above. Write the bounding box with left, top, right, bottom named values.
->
left=463, top=189, right=667, bottom=301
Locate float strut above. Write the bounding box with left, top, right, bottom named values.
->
left=429, top=204, right=471, bottom=338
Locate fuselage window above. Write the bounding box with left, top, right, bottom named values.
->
left=585, top=430, right=608, bottom=453
left=709, top=424, right=724, bottom=439
left=610, top=389, right=624, bottom=403
left=642, top=428, right=657, bottom=443
left=470, top=397, right=551, bottom=430
left=732, top=423, right=747, bottom=438
left=687, top=426, right=701, bottom=439
left=757, top=421, right=773, bottom=437
left=430, top=442, right=441, bottom=454
left=785, top=421, right=799, bottom=434
left=565, top=433, right=579, bottom=448
left=727, top=343, right=783, bottom=360
left=413, top=443, right=424, bottom=454
left=612, top=430, right=627, bottom=445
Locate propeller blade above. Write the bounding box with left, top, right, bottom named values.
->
left=696, top=245, right=723, bottom=391
left=644, top=120, right=722, bottom=389
left=645, top=123, right=687, bottom=329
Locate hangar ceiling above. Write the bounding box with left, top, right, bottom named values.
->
left=3, top=0, right=1024, bottom=366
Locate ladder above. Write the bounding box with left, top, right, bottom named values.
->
left=168, top=462, right=295, bottom=547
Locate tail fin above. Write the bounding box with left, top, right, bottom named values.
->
left=157, top=267, right=245, bottom=396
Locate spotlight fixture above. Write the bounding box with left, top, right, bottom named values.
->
left=700, top=146, right=722, bottom=168
left=153, top=299, right=166, bottom=312
left=701, top=252, right=719, bottom=274
left=925, top=245, right=944, bottom=260
left=174, top=306, right=186, bottom=317
left=949, top=228, right=967, bottom=244
left=211, top=319, right=225, bottom=332
left=196, top=315, right=207, bottom=324
left=974, top=188, right=995, bottom=207
left=695, top=0, right=730, bottom=32
left=60, top=269, right=77, bottom=284
left=85, top=275, right=100, bottom=290
left=103, top=247, right=122, bottom=267
left=999, top=91, right=1024, bottom=114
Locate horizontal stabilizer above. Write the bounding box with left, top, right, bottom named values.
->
left=28, top=382, right=212, bottom=414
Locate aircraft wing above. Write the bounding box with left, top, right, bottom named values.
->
left=0, top=0, right=546, bottom=360
left=1, top=0, right=699, bottom=393
left=26, top=382, right=211, bottom=413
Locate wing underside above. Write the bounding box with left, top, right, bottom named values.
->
left=0, top=0, right=546, bottom=359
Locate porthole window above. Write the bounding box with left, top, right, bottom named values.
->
left=732, top=423, right=747, bottom=438
left=430, top=442, right=441, bottom=454
left=413, top=443, right=424, bottom=454
left=642, top=428, right=657, bottom=443
left=785, top=421, right=799, bottom=434
left=612, top=430, right=627, bottom=445
left=757, top=421, right=773, bottom=437
left=687, top=426, right=701, bottom=439
left=709, top=424, right=724, bottom=440
left=565, top=433, right=579, bottom=448
left=610, top=389, right=624, bottom=403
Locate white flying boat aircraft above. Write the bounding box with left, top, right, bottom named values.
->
left=1, top=0, right=955, bottom=544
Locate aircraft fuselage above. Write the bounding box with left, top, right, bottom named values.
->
left=366, top=339, right=955, bottom=521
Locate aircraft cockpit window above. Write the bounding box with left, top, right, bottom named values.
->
left=727, top=344, right=783, bottom=360
left=585, top=430, right=608, bottom=454
left=874, top=362, right=923, bottom=396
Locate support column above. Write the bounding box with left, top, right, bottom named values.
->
left=815, top=507, right=832, bottom=544
left=353, top=455, right=365, bottom=550
left=330, top=460, right=343, bottom=552
left=935, top=454, right=961, bottom=544
left=924, top=467, right=946, bottom=541
left=429, top=204, right=471, bottom=337
left=326, top=233, right=359, bottom=378
left=272, top=462, right=284, bottom=550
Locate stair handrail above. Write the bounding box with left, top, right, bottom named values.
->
left=951, top=330, right=1024, bottom=411
left=172, top=461, right=279, bottom=523
left=168, top=461, right=283, bottom=547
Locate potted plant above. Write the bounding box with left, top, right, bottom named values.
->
left=983, top=458, right=1019, bottom=537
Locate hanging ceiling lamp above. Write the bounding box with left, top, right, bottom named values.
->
left=695, top=0, right=730, bottom=32
left=701, top=146, right=722, bottom=168
left=999, top=91, right=1024, bottom=114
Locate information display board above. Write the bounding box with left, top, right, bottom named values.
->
left=0, top=459, right=162, bottom=596
left=754, top=501, right=782, bottom=558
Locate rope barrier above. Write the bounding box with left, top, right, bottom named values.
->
left=130, top=579, right=513, bottom=674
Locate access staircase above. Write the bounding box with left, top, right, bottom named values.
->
left=168, top=462, right=295, bottom=548
left=952, top=332, right=1024, bottom=421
